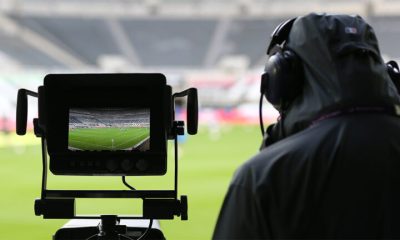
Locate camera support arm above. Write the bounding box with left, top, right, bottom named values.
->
left=16, top=89, right=51, bottom=212
left=172, top=88, right=198, bottom=136
left=163, top=88, right=198, bottom=219
left=16, top=89, right=38, bottom=136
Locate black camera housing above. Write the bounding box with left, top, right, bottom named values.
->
left=16, top=72, right=198, bottom=231
left=39, top=73, right=172, bottom=176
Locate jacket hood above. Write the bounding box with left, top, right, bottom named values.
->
left=280, top=13, right=400, bottom=137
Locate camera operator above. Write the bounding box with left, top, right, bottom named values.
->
left=213, top=13, right=400, bottom=239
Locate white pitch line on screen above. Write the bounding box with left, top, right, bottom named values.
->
left=113, top=132, right=149, bottom=149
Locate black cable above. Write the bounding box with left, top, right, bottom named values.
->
left=119, top=219, right=154, bottom=240
left=85, top=233, right=99, bottom=240
left=137, top=219, right=153, bottom=240
left=120, top=177, right=153, bottom=240
left=122, top=176, right=136, bottom=190
left=259, top=93, right=265, bottom=137
left=174, top=135, right=178, bottom=199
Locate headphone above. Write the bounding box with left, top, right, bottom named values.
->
left=260, top=17, right=400, bottom=112
left=260, top=17, right=302, bottom=112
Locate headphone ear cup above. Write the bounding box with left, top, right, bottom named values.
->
left=387, top=60, right=400, bottom=94
left=263, top=50, right=303, bottom=110
left=264, top=54, right=284, bottom=107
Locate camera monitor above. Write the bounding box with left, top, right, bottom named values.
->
left=41, top=74, right=172, bottom=176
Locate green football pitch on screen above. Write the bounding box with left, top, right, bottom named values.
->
left=69, top=127, right=149, bottom=151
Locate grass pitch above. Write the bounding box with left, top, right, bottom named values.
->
left=0, top=125, right=262, bottom=239
left=69, top=127, right=150, bottom=150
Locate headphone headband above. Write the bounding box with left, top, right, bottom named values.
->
left=266, top=18, right=297, bottom=55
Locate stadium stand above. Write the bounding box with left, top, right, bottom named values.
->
left=68, top=116, right=82, bottom=124
left=2, top=0, right=400, bottom=70
left=14, top=16, right=121, bottom=66
left=222, top=18, right=287, bottom=66
left=5, top=14, right=400, bottom=70
left=1, top=0, right=400, bottom=128
left=121, top=18, right=216, bottom=67
left=0, top=29, right=63, bottom=68
left=69, top=109, right=150, bottom=129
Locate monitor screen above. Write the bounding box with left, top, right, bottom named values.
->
left=68, top=108, right=150, bottom=151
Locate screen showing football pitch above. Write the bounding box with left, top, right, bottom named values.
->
left=68, top=108, right=150, bottom=151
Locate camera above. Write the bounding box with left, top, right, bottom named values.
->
left=16, top=73, right=198, bottom=239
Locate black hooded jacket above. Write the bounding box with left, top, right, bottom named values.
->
left=213, top=13, right=400, bottom=239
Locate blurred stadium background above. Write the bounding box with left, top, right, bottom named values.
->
left=1, top=0, right=400, bottom=239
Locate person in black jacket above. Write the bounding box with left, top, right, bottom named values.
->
left=213, top=13, right=400, bottom=239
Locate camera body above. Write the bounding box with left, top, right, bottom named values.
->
left=16, top=73, right=198, bottom=238
left=39, top=73, right=172, bottom=176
